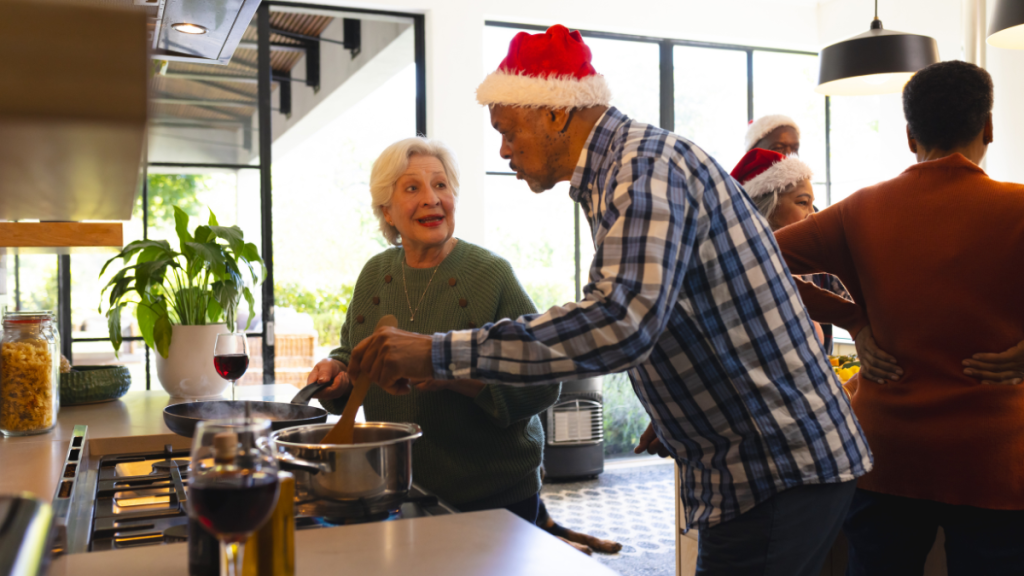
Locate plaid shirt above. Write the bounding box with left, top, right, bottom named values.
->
left=433, top=107, right=872, bottom=530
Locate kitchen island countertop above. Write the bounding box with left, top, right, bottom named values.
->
left=2, top=385, right=619, bottom=575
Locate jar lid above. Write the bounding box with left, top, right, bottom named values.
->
left=3, top=311, right=54, bottom=324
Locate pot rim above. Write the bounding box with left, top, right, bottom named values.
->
left=270, top=421, right=422, bottom=450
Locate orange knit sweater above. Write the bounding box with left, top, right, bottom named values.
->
left=775, top=153, right=1024, bottom=509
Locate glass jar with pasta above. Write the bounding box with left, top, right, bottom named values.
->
left=1, top=311, right=60, bottom=436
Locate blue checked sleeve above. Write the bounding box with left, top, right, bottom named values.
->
left=432, top=155, right=702, bottom=385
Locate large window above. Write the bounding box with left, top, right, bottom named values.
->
left=3, top=3, right=425, bottom=392
left=484, top=23, right=830, bottom=458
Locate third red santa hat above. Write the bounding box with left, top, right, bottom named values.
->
left=476, top=25, right=612, bottom=109
left=744, top=114, right=800, bottom=152
left=730, top=148, right=813, bottom=199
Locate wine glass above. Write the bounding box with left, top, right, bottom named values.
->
left=188, top=418, right=280, bottom=576
left=214, top=332, right=249, bottom=402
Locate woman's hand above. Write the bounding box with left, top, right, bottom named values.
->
left=634, top=421, right=672, bottom=458
left=854, top=325, right=903, bottom=384
left=306, top=358, right=352, bottom=400
left=963, top=340, right=1024, bottom=385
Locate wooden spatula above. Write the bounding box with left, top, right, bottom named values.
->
left=320, top=315, right=398, bottom=445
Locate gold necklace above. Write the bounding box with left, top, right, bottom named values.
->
left=401, top=241, right=453, bottom=323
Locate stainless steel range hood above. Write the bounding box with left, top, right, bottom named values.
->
left=151, top=0, right=262, bottom=65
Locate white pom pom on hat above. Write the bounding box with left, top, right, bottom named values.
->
left=745, top=114, right=800, bottom=152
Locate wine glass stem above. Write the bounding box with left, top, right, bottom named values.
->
left=223, top=540, right=245, bottom=576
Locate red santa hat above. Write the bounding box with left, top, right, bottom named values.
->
left=744, top=114, right=800, bottom=152
left=476, top=25, right=612, bottom=109
left=730, top=148, right=813, bottom=199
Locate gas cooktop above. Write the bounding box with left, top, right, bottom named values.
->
left=53, top=426, right=457, bottom=555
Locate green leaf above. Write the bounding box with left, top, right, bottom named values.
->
left=243, top=287, right=256, bottom=331
left=134, top=257, right=173, bottom=299
left=185, top=242, right=226, bottom=267
left=207, top=298, right=224, bottom=324
left=193, top=225, right=212, bottom=245
left=106, top=303, right=125, bottom=358
left=173, top=206, right=194, bottom=249
left=108, top=277, right=133, bottom=308
left=240, top=242, right=265, bottom=284
left=208, top=209, right=220, bottom=227
left=99, top=239, right=172, bottom=277
left=154, top=314, right=173, bottom=358
left=136, top=293, right=167, bottom=350
left=209, top=225, right=244, bottom=256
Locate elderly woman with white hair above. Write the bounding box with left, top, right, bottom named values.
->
left=305, top=137, right=560, bottom=523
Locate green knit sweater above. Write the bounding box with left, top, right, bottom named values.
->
left=321, top=240, right=561, bottom=510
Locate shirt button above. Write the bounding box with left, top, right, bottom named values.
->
left=372, top=296, right=380, bottom=305
left=448, top=277, right=457, bottom=287
left=459, top=298, right=467, bottom=308
left=384, top=274, right=392, bottom=283
left=356, top=315, right=365, bottom=324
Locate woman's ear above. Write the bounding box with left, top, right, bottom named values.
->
left=382, top=205, right=394, bottom=227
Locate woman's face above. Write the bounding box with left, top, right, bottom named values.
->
left=383, top=154, right=456, bottom=249
left=770, top=179, right=815, bottom=230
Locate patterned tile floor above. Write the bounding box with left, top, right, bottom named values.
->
left=541, top=458, right=677, bottom=576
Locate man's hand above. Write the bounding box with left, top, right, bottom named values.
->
left=306, top=358, right=351, bottom=400
left=634, top=421, right=671, bottom=458
left=348, top=326, right=435, bottom=395
left=963, top=339, right=1024, bottom=385
left=854, top=325, right=903, bottom=384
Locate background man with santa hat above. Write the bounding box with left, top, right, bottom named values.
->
left=348, top=25, right=872, bottom=575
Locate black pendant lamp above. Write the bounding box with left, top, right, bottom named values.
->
left=988, top=0, right=1024, bottom=49
left=816, top=0, right=939, bottom=96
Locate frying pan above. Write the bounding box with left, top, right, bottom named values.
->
left=163, top=382, right=330, bottom=438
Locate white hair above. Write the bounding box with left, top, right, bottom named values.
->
left=370, top=137, right=461, bottom=246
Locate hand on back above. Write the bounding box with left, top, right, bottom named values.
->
left=963, top=340, right=1024, bottom=385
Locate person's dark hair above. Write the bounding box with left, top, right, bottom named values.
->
left=903, top=60, right=994, bottom=151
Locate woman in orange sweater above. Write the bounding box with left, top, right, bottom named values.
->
left=775, top=61, right=1024, bottom=575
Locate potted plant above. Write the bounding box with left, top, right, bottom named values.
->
left=100, top=207, right=265, bottom=398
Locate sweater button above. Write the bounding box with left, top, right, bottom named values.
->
left=468, top=321, right=476, bottom=328
left=356, top=315, right=365, bottom=324
left=448, top=277, right=457, bottom=287
left=372, top=296, right=380, bottom=305
left=459, top=298, right=467, bottom=308
left=384, top=274, right=392, bottom=283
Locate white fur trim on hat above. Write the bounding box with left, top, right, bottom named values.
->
left=742, top=156, right=813, bottom=199
left=745, top=114, right=800, bottom=151
left=476, top=69, right=612, bottom=109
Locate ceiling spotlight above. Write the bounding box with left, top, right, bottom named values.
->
left=816, top=0, right=939, bottom=96
left=171, top=23, right=208, bottom=35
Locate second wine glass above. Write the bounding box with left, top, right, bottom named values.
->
left=214, top=332, right=249, bottom=402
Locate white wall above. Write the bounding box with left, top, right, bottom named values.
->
left=282, top=0, right=821, bottom=246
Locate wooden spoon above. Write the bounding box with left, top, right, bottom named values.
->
left=320, top=315, right=398, bottom=445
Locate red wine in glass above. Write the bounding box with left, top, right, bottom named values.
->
left=190, top=471, right=279, bottom=541
left=214, top=333, right=249, bottom=402
left=214, top=354, right=249, bottom=381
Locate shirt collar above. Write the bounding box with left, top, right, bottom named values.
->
left=569, top=106, right=628, bottom=202
left=902, top=152, right=986, bottom=175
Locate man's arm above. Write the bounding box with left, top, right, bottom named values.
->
left=349, top=155, right=701, bottom=391
left=774, top=206, right=868, bottom=338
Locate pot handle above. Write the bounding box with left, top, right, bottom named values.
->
left=274, top=450, right=327, bottom=475
left=290, top=381, right=329, bottom=406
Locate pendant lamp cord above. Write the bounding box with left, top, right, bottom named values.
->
left=874, top=0, right=879, bottom=20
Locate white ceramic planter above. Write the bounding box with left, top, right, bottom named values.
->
left=155, top=324, right=230, bottom=399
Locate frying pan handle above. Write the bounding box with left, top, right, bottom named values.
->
left=290, top=382, right=329, bottom=406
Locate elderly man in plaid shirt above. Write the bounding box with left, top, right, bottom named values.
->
left=349, top=25, right=872, bottom=575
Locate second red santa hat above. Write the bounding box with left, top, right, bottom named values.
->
left=730, top=148, right=813, bottom=199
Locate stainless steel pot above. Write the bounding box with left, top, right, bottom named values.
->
left=268, top=422, right=422, bottom=518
